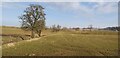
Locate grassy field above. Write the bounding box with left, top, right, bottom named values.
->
left=1, top=26, right=118, bottom=56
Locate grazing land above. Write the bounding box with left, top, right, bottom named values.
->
left=1, top=26, right=118, bottom=56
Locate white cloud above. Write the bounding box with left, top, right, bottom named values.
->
left=47, top=2, right=117, bottom=14
left=93, top=2, right=117, bottom=14
left=2, top=2, right=117, bottom=14
left=45, top=2, right=118, bottom=22
left=47, top=2, right=90, bottom=13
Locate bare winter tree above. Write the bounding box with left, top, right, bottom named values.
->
left=19, top=4, right=46, bottom=38
left=88, top=24, right=93, bottom=31
left=51, top=24, right=61, bottom=32
left=56, top=25, right=61, bottom=31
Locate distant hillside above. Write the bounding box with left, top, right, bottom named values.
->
left=1, top=26, right=20, bottom=28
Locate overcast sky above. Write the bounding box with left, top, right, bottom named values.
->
left=1, top=2, right=118, bottom=28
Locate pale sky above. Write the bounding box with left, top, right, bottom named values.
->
left=1, top=2, right=118, bottom=28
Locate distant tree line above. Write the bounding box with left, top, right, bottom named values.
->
left=49, top=24, right=120, bottom=32
left=102, top=26, right=120, bottom=31
left=51, top=24, right=61, bottom=32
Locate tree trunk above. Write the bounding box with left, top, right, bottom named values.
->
left=31, top=29, right=34, bottom=38
left=38, top=30, right=41, bottom=37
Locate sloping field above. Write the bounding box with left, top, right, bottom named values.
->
left=1, top=26, right=118, bottom=56
left=1, top=26, right=30, bottom=35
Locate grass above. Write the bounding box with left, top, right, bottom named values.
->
left=1, top=26, right=30, bottom=35
left=2, top=36, right=22, bottom=44
left=1, top=26, right=31, bottom=44
left=1, top=26, right=118, bottom=56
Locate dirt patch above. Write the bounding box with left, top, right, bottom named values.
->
left=3, top=35, right=47, bottom=47
left=7, top=43, right=15, bottom=47
left=26, top=38, right=41, bottom=42
left=0, top=46, right=1, bottom=49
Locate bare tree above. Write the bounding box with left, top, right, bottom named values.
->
left=88, top=24, right=93, bottom=31
left=19, top=4, right=46, bottom=38
left=51, top=24, right=61, bottom=32
left=57, top=25, right=61, bottom=31
left=52, top=24, right=57, bottom=32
